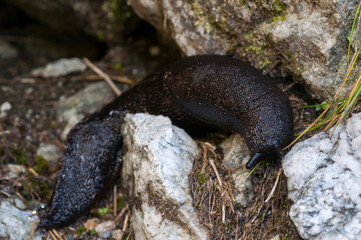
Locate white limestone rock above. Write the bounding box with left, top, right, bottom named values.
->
left=283, top=112, right=361, bottom=240
left=121, top=113, right=208, bottom=240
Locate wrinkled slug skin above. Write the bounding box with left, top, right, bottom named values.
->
left=38, top=55, right=293, bottom=229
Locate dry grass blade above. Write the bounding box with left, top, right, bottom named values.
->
left=83, top=57, right=121, bottom=96
left=265, top=168, right=282, bottom=203
left=190, top=142, right=237, bottom=239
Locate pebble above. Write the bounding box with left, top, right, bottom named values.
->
left=6, top=164, right=26, bottom=179
left=111, top=229, right=124, bottom=240
left=0, top=102, right=11, bottom=118
left=36, top=143, right=61, bottom=172
left=95, top=220, right=116, bottom=238
left=84, top=217, right=100, bottom=230
left=14, top=198, right=26, bottom=210
left=0, top=40, right=18, bottom=59
left=31, top=58, right=87, bottom=78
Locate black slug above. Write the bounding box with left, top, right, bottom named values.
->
left=38, top=55, right=293, bottom=229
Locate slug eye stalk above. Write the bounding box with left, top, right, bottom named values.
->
left=246, top=153, right=262, bottom=169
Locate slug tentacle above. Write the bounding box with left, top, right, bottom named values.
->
left=246, top=153, right=263, bottom=169
left=40, top=55, right=293, bottom=228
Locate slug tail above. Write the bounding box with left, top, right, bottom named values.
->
left=38, top=117, right=122, bottom=229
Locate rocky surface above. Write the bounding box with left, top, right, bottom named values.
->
left=129, top=0, right=361, bottom=101
left=283, top=112, right=361, bottom=240
left=121, top=113, right=208, bottom=240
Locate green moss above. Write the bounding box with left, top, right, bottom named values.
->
left=243, top=30, right=272, bottom=69
left=270, top=14, right=285, bottom=24
left=196, top=171, right=207, bottom=186
left=91, top=228, right=97, bottom=235
left=76, top=227, right=87, bottom=236
left=33, top=155, right=48, bottom=174
left=114, top=62, right=123, bottom=70
left=285, top=49, right=295, bottom=61
left=192, top=1, right=214, bottom=34
left=272, top=0, right=286, bottom=12
left=12, top=146, right=26, bottom=164
left=117, top=196, right=125, bottom=210
left=97, top=31, right=105, bottom=42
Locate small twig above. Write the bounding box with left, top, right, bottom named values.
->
left=16, top=192, right=25, bottom=201
left=222, top=203, right=226, bottom=223
left=283, top=82, right=296, bottom=92
left=48, top=231, right=56, bottom=240
left=123, top=212, right=130, bottom=232
left=0, top=130, right=10, bottom=136
left=115, top=206, right=129, bottom=223
left=265, top=168, right=283, bottom=203
left=82, top=58, right=121, bottom=96
left=0, top=190, right=11, bottom=197
left=75, top=74, right=134, bottom=85
left=209, top=159, right=222, bottom=187
left=114, top=185, right=117, bottom=217
left=61, top=230, right=68, bottom=240
left=30, top=220, right=39, bottom=240
left=28, top=168, right=39, bottom=177
left=52, top=229, right=63, bottom=240
left=117, top=212, right=130, bottom=240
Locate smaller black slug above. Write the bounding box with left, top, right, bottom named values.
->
left=38, top=55, right=293, bottom=229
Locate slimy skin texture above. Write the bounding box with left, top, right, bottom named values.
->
left=38, top=55, right=293, bottom=229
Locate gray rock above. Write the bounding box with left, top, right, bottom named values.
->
left=220, top=134, right=250, bottom=171
left=121, top=113, right=208, bottom=240
left=129, top=0, right=361, bottom=101
left=57, top=81, right=118, bottom=139
left=0, top=101, right=11, bottom=118
left=36, top=143, right=61, bottom=171
left=283, top=112, right=361, bottom=240
left=220, top=134, right=254, bottom=208
left=14, top=198, right=26, bottom=210
left=31, top=58, right=87, bottom=78
left=0, top=40, right=18, bottom=59
left=111, top=229, right=123, bottom=240
left=6, top=164, right=26, bottom=179
left=0, top=200, right=41, bottom=240
left=95, top=220, right=116, bottom=238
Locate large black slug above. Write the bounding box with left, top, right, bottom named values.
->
left=38, top=55, right=293, bottom=229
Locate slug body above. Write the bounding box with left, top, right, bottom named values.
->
left=38, top=55, right=293, bottom=229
